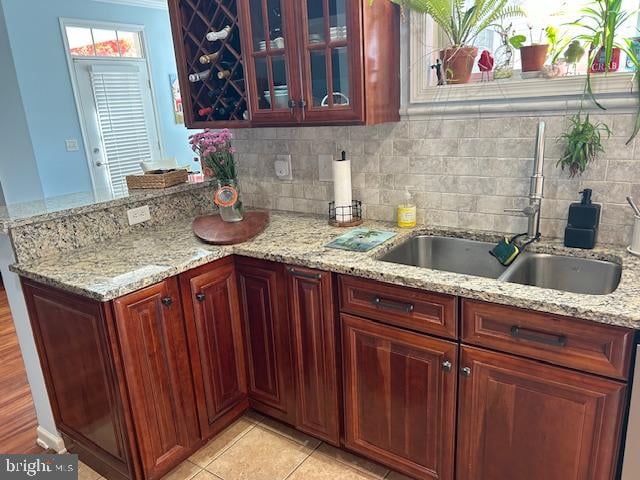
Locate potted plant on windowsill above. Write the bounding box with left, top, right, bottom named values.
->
left=371, top=0, right=524, bottom=84
left=571, top=0, right=636, bottom=104
left=510, top=25, right=549, bottom=74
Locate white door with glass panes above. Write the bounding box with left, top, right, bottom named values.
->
left=63, top=22, right=161, bottom=201
left=74, top=60, right=161, bottom=200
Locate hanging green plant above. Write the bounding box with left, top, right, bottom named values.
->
left=557, top=114, right=611, bottom=178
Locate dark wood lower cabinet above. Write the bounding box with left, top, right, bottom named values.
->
left=287, top=266, right=340, bottom=446
left=180, top=257, right=248, bottom=440
left=22, top=280, right=135, bottom=480
left=22, top=264, right=633, bottom=480
left=112, top=279, right=200, bottom=480
left=457, top=346, right=627, bottom=480
left=342, top=313, right=458, bottom=480
left=235, top=257, right=295, bottom=424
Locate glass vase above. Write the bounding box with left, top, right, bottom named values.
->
left=214, top=179, right=243, bottom=222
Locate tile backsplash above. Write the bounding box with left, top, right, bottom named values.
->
left=233, top=113, right=640, bottom=246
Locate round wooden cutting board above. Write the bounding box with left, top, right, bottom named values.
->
left=192, top=211, right=270, bottom=245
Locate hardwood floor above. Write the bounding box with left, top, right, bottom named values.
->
left=0, top=287, right=40, bottom=453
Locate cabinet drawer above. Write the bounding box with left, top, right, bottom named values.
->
left=461, top=299, right=633, bottom=380
left=339, top=275, right=456, bottom=338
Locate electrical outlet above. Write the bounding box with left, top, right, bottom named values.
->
left=274, top=155, right=293, bottom=180
left=318, top=155, right=333, bottom=182
left=65, top=139, right=79, bottom=152
left=127, top=205, right=151, bottom=225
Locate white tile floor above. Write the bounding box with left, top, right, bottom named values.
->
left=78, top=411, right=413, bottom=480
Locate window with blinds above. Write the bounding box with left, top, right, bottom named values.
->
left=90, top=67, right=154, bottom=197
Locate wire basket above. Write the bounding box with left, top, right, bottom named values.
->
left=328, top=200, right=363, bottom=227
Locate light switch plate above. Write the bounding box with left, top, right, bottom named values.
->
left=318, top=155, right=333, bottom=182
left=65, top=139, right=79, bottom=152
left=275, top=155, right=293, bottom=180
left=127, top=205, right=151, bottom=225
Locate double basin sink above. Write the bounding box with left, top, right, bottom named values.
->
left=379, top=236, right=622, bottom=295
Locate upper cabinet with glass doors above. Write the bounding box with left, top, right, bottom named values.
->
left=168, top=0, right=400, bottom=128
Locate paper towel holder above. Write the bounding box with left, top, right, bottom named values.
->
left=329, top=200, right=363, bottom=227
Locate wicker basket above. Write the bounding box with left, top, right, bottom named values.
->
left=126, top=170, right=188, bottom=190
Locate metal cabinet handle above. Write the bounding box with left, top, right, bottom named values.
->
left=372, top=296, right=414, bottom=313
left=287, top=267, right=321, bottom=280
left=460, top=367, right=472, bottom=377
left=161, top=297, right=173, bottom=306
left=196, top=293, right=206, bottom=302
left=442, top=360, right=452, bottom=373
left=298, top=99, right=307, bottom=122
left=510, top=326, right=567, bottom=347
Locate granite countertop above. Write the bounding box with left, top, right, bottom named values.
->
left=10, top=211, right=640, bottom=329
left=0, top=180, right=215, bottom=234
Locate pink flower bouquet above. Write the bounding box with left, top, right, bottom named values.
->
left=189, top=129, right=237, bottom=181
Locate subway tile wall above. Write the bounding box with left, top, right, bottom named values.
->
left=232, top=113, right=639, bottom=246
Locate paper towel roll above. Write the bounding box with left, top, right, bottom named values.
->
left=333, top=154, right=352, bottom=223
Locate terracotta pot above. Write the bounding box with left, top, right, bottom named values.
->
left=440, top=46, right=478, bottom=84
left=520, top=44, right=549, bottom=72
left=590, top=47, right=622, bottom=73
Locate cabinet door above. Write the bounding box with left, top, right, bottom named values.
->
left=236, top=257, right=295, bottom=423
left=342, top=314, right=457, bottom=480
left=287, top=266, right=340, bottom=445
left=457, top=346, right=627, bottom=480
left=297, top=0, right=364, bottom=124
left=237, top=0, right=301, bottom=125
left=23, top=281, right=132, bottom=480
left=180, top=258, right=248, bottom=440
left=113, top=279, right=199, bottom=480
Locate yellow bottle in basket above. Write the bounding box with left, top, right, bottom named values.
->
left=397, top=189, right=417, bottom=228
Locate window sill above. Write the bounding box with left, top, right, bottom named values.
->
left=406, top=11, right=639, bottom=117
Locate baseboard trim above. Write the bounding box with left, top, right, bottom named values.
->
left=36, top=426, right=66, bottom=453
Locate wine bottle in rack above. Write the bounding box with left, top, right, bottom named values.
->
left=188, top=69, right=211, bottom=82
left=198, top=107, right=213, bottom=117
left=199, top=48, right=223, bottom=65
left=206, top=25, right=232, bottom=42
left=207, top=87, right=226, bottom=98
left=216, top=61, right=238, bottom=80
left=213, top=104, right=236, bottom=120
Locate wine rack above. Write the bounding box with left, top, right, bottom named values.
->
left=169, top=0, right=249, bottom=128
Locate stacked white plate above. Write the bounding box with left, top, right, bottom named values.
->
left=308, top=33, right=324, bottom=44
left=264, top=86, right=289, bottom=109
left=329, top=26, right=347, bottom=41
left=257, top=37, right=285, bottom=51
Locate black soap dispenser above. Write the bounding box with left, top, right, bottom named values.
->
left=564, top=189, right=601, bottom=249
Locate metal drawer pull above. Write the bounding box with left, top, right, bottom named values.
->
left=161, top=297, right=173, bottom=306
left=372, top=296, right=414, bottom=313
left=510, top=326, right=567, bottom=347
left=461, top=367, right=472, bottom=377
left=287, top=267, right=321, bottom=280
left=442, top=360, right=452, bottom=372
left=196, top=293, right=206, bottom=302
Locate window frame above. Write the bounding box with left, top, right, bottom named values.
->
left=406, top=11, right=638, bottom=116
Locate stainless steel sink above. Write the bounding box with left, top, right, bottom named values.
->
left=379, top=236, right=509, bottom=279
left=498, top=253, right=622, bottom=295
left=379, top=235, right=622, bottom=295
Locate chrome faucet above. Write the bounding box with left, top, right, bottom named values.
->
left=504, top=121, right=545, bottom=242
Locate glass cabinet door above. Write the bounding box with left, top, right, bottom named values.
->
left=239, top=0, right=300, bottom=124
left=300, top=0, right=363, bottom=123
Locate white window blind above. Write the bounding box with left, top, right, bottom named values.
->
left=90, top=66, right=153, bottom=197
